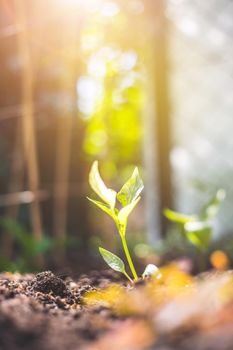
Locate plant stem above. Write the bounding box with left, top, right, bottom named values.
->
left=123, top=271, right=133, bottom=283
left=121, top=235, right=138, bottom=280
left=198, top=249, right=206, bottom=273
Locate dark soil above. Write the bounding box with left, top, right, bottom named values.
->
left=0, top=269, right=233, bottom=350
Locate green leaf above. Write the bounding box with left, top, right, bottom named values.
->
left=99, top=247, right=126, bottom=274
left=117, top=167, right=144, bottom=207
left=164, top=208, right=197, bottom=225
left=87, top=197, right=115, bottom=219
left=118, top=197, right=141, bottom=227
left=185, top=221, right=212, bottom=252
left=89, top=161, right=116, bottom=210
left=199, top=189, right=226, bottom=221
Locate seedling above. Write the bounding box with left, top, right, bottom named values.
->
left=88, top=161, right=157, bottom=283
left=164, top=189, right=226, bottom=271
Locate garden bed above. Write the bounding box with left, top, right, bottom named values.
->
left=0, top=268, right=233, bottom=350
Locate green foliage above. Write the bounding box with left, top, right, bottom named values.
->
left=82, top=51, right=143, bottom=168
left=0, top=219, right=76, bottom=273
left=88, top=161, right=147, bottom=282
left=164, top=189, right=226, bottom=269
left=80, top=16, right=146, bottom=179
left=0, top=219, right=52, bottom=272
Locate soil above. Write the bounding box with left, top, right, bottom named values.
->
left=0, top=269, right=233, bottom=350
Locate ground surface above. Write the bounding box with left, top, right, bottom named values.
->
left=0, top=268, right=233, bottom=350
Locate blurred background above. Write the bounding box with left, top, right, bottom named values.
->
left=0, top=0, right=233, bottom=273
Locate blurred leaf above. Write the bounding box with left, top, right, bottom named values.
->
left=35, top=237, right=54, bottom=254
left=89, top=161, right=116, bottom=209
left=0, top=219, right=56, bottom=272
left=164, top=208, right=196, bottom=225
left=0, top=218, right=34, bottom=255
left=185, top=221, right=212, bottom=252
left=99, top=247, right=126, bottom=274
left=54, top=236, right=80, bottom=249
left=117, top=167, right=143, bottom=206
left=199, top=189, right=226, bottom=221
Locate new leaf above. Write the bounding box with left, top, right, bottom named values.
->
left=89, top=161, right=116, bottom=210
left=118, top=197, right=141, bottom=228
left=117, top=167, right=144, bottom=207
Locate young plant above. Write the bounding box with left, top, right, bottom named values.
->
left=164, top=189, right=226, bottom=271
left=88, top=161, right=158, bottom=283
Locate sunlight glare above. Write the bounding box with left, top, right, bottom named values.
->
left=88, top=55, right=106, bottom=78
left=77, top=76, right=103, bottom=116
left=101, top=2, right=120, bottom=17
left=56, top=0, right=101, bottom=13
left=120, top=51, right=137, bottom=71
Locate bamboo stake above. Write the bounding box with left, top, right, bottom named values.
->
left=53, top=116, right=73, bottom=261
left=0, top=190, right=49, bottom=207
left=2, top=117, right=24, bottom=258
left=52, top=16, right=77, bottom=261
left=14, top=0, right=43, bottom=264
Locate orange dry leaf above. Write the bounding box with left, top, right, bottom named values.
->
left=210, top=250, right=229, bottom=271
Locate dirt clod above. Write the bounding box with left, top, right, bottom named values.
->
left=30, top=271, right=67, bottom=296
